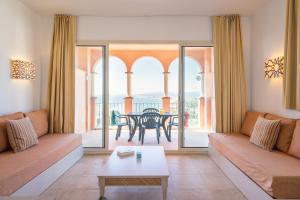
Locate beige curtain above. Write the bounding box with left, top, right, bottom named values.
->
left=48, top=15, right=76, bottom=133
left=283, top=0, right=300, bottom=110
left=213, top=15, right=247, bottom=133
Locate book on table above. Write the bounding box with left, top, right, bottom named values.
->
left=117, top=148, right=135, bottom=157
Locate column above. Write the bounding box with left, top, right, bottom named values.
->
left=124, top=71, right=133, bottom=114
left=162, top=71, right=170, bottom=112
left=199, top=97, right=205, bottom=129
left=163, top=71, right=169, bottom=97
left=90, top=97, right=96, bottom=130
left=204, top=48, right=212, bottom=130
left=126, top=71, right=132, bottom=97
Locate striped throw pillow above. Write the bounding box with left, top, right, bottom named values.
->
left=250, top=117, right=281, bottom=151
left=6, top=117, right=38, bottom=152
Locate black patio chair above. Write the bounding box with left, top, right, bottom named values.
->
left=112, top=110, right=131, bottom=140
left=142, top=108, right=159, bottom=113
left=139, top=112, right=161, bottom=144
left=167, top=115, right=178, bottom=139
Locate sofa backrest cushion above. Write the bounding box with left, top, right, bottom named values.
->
left=265, top=114, right=296, bottom=153
left=240, top=111, right=266, bottom=136
left=24, top=109, right=48, bottom=137
left=288, top=120, right=300, bottom=159
left=0, top=112, right=24, bottom=152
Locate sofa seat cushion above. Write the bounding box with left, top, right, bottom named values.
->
left=209, top=132, right=300, bottom=199
left=0, top=133, right=82, bottom=196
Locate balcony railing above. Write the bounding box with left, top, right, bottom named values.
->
left=94, top=101, right=201, bottom=129
left=133, top=102, right=162, bottom=112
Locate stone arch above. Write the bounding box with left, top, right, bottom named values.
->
left=167, top=56, right=203, bottom=72
left=187, top=56, right=204, bottom=72
left=109, top=49, right=178, bottom=72
left=131, top=56, right=165, bottom=72
left=92, top=56, right=128, bottom=72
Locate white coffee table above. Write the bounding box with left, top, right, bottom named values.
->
left=98, top=146, right=169, bottom=200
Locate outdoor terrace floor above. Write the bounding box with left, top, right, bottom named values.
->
left=82, top=129, right=209, bottom=150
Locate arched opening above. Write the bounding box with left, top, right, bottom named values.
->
left=132, top=56, right=164, bottom=112
left=109, top=56, right=127, bottom=114
left=184, top=56, right=203, bottom=129
left=184, top=56, right=203, bottom=96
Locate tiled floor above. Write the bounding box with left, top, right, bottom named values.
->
left=82, top=129, right=209, bottom=150
left=39, top=154, right=246, bottom=200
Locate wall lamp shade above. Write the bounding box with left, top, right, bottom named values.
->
left=264, top=56, right=284, bottom=79
left=11, top=60, right=36, bottom=80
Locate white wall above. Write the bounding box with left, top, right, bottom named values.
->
left=241, top=17, right=252, bottom=107
left=0, top=2, right=252, bottom=115
left=77, top=16, right=212, bottom=41
left=251, top=0, right=300, bottom=118
left=39, top=16, right=54, bottom=108
left=40, top=15, right=252, bottom=109
left=0, top=0, right=41, bottom=115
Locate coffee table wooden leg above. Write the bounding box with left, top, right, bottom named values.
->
left=98, top=177, right=105, bottom=198
left=161, top=177, right=168, bottom=200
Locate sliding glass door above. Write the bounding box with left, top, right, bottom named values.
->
left=75, top=45, right=107, bottom=148
left=180, top=46, right=214, bottom=148
left=75, top=43, right=214, bottom=150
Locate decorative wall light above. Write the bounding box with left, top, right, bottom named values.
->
left=264, top=56, right=284, bottom=79
left=11, top=60, right=36, bottom=80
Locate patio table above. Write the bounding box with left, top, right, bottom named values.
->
left=126, top=112, right=177, bottom=142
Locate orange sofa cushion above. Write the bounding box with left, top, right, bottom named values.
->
left=289, top=120, right=300, bottom=159
left=24, top=109, right=48, bottom=137
left=0, top=112, right=24, bottom=152
left=0, top=133, right=81, bottom=196
left=209, top=132, right=300, bottom=199
left=265, top=114, right=297, bottom=152
left=240, top=111, right=266, bottom=136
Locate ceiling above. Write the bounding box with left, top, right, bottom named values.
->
left=20, top=0, right=270, bottom=17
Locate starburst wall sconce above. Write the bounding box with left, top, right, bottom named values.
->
left=264, top=56, right=284, bottom=79
left=11, top=60, right=36, bottom=80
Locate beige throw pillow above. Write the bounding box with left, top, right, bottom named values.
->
left=250, top=117, right=281, bottom=151
left=6, top=117, right=38, bottom=152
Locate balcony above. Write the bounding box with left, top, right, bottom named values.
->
left=75, top=45, right=214, bottom=149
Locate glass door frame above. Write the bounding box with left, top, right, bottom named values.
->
left=77, top=40, right=213, bottom=153
left=76, top=42, right=110, bottom=151
left=178, top=43, right=214, bottom=151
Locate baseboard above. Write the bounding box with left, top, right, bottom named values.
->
left=208, top=146, right=273, bottom=200
left=11, top=145, right=83, bottom=197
